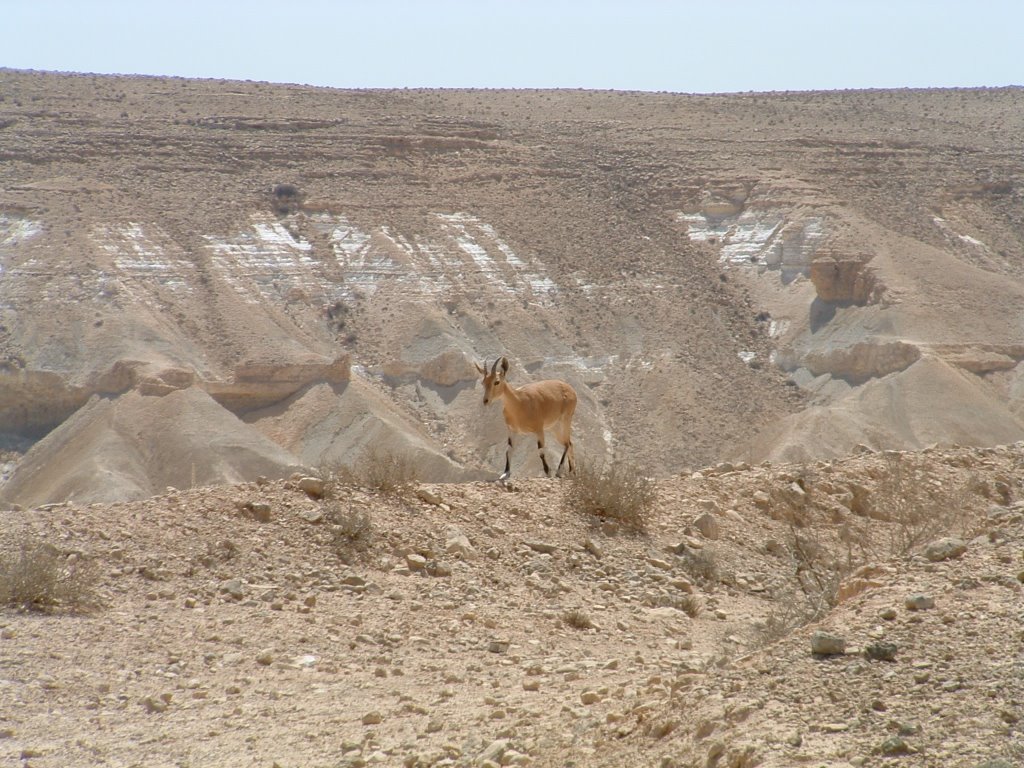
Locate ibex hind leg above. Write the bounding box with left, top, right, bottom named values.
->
left=555, top=439, right=574, bottom=477
left=554, top=414, right=575, bottom=477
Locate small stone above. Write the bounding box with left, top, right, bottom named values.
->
left=786, top=731, right=802, bottom=747
left=406, top=553, right=428, bottom=571
left=219, top=579, right=246, bottom=600
left=897, top=721, right=920, bottom=736
left=904, top=594, right=935, bottom=611
left=361, top=711, right=383, bottom=725
left=478, top=739, right=509, bottom=764
left=141, top=695, right=168, bottom=714
left=303, top=594, right=317, bottom=608
left=255, top=649, right=275, bottom=666
left=1, top=627, right=16, bottom=640
left=864, top=641, right=898, bottom=662
left=647, top=557, right=673, bottom=571
left=415, top=488, right=442, bottom=505
left=879, top=606, right=898, bottom=620
left=298, top=476, right=325, bottom=498
left=445, top=533, right=477, bottom=560
left=526, top=540, right=557, bottom=555
left=584, top=538, right=604, bottom=558
left=522, top=679, right=540, bottom=692
left=250, top=502, right=272, bottom=522
left=880, top=736, right=912, bottom=755
left=427, top=561, right=452, bottom=578
left=580, top=690, right=602, bottom=705
left=810, top=631, right=846, bottom=656
left=924, top=537, right=967, bottom=562
left=298, top=508, right=324, bottom=524
left=693, top=512, right=721, bottom=540
left=488, top=640, right=510, bottom=654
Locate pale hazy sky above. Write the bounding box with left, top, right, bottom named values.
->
left=5, top=1, right=1023, bottom=93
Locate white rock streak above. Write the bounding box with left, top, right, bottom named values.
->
left=82, top=212, right=559, bottom=307
left=0, top=215, right=43, bottom=249
left=678, top=210, right=824, bottom=278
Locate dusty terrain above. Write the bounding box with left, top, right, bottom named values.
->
left=1, top=443, right=1022, bottom=767
left=1, top=71, right=1024, bottom=767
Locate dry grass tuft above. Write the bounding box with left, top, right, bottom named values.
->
left=563, top=460, right=656, bottom=532
left=330, top=447, right=420, bottom=499
left=562, top=608, right=596, bottom=630
left=0, top=534, right=100, bottom=613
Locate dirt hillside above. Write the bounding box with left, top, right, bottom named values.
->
left=1, top=442, right=1021, bottom=766
left=1, top=72, right=1023, bottom=505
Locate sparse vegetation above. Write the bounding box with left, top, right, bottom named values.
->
left=562, top=608, right=595, bottom=630
left=326, top=502, right=373, bottom=558
left=563, top=459, right=656, bottom=532
left=675, top=544, right=719, bottom=585
left=328, top=447, right=420, bottom=499
left=871, top=453, right=980, bottom=555
left=0, top=534, right=99, bottom=613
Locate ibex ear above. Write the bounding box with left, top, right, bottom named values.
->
left=500, top=356, right=509, bottom=374
left=475, top=362, right=486, bottom=375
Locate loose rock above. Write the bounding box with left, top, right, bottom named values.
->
left=810, top=631, right=846, bottom=656
left=864, top=641, right=898, bottom=662
left=905, top=594, right=935, bottom=611
left=924, top=537, right=967, bottom=562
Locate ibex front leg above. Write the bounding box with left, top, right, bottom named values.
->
left=536, top=432, right=551, bottom=477
left=499, top=434, right=513, bottom=483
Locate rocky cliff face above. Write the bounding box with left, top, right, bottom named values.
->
left=1, top=72, right=1023, bottom=504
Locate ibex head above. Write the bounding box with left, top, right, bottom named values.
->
left=475, top=357, right=510, bottom=406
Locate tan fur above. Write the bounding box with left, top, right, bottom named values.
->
left=476, top=357, right=577, bottom=480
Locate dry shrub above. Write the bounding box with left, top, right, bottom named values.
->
left=675, top=545, right=719, bottom=585
left=563, top=460, right=656, bottom=532
left=325, top=502, right=373, bottom=564
left=750, top=588, right=826, bottom=650
left=645, top=592, right=702, bottom=618
left=0, top=534, right=99, bottom=613
left=329, top=447, right=420, bottom=499
left=870, top=453, right=980, bottom=556
left=562, top=608, right=595, bottom=630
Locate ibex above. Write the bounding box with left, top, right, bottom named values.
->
left=476, top=357, right=577, bottom=482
